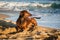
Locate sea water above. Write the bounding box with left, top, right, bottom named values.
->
left=0, top=0, right=60, bottom=29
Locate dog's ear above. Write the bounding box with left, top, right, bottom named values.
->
left=20, top=10, right=32, bottom=17
left=19, top=11, right=24, bottom=17
left=29, top=13, right=32, bottom=16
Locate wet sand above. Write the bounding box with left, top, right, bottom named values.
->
left=0, top=14, right=9, bottom=20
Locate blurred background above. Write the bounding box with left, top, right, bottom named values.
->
left=0, top=0, right=60, bottom=29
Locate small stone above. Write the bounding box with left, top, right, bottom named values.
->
left=36, top=31, right=41, bottom=35
left=0, top=35, right=7, bottom=39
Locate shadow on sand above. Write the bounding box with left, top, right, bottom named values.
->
left=0, top=20, right=17, bottom=34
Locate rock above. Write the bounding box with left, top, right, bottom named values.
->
left=1, top=28, right=16, bottom=34
left=44, top=35, right=58, bottom=40
left=25, top=37, right=33, bottom=40
left=9, top=34, right=17, bottom=39
left=0, top=35, right=8, bottom=39
left=36, top=31, right=41, bottom=35
left=50, top=29, right=57, bottom=33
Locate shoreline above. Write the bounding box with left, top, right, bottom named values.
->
left=0, top=13, right=60, bottom=30
left=0, top=14, right=9, bottom=20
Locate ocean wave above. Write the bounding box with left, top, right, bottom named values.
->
left=0, top=2, right=60, bottom=11
left=0, top=2, right=52, bottom=7
left=51, top=3, right=60, bottom=8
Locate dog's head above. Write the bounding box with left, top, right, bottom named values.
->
left=20, top=10, right=32, bottom=18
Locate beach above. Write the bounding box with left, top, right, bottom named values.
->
left=0, top=1, right=60, bottom=29
left=0, top=14, right=9, bottom=20
left=0, top=14, right=60, bottom=40
left=0, top=0, right=60, bottom=40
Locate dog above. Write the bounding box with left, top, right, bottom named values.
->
left=16, top=10, right=37, bottom=32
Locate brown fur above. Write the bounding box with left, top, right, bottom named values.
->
left=16, top=10, right=37, bottom=32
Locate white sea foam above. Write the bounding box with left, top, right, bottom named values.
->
left=0, top=1, right=60, bottom=12
left=0, top=1, right=53, bottom=11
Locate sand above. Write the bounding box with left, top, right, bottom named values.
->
left=0, top=20, right=60, bottom=40
left=0, top=14, right=9, bottom=20
left=0, top=14, right=60, bottom=40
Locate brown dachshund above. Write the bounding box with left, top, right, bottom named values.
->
left=16, top=10, right=37, bottom=32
